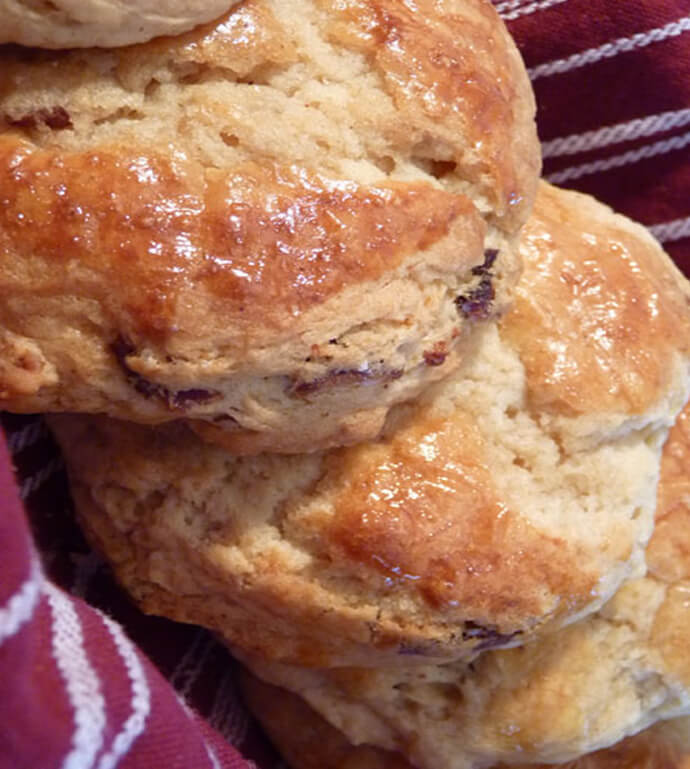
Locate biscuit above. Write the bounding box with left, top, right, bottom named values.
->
left=48, top=183, right=690, bottom=667
left=239, top=670, right=690, bottom=769
left=235, top=401, right=690, bottom=767
left=0, top=0, right=539, bottom=455
left=502, top=183, right=690, bottom=454
left=0, top=0, right=236, bottom=49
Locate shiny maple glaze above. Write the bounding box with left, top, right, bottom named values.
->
left=326, top=407, right=595, bottom=623
left=504, top=183, right=690, bottom=418
left=0, top=137, right=479, bottom=338
left=319, top=0, right=531, bottom=223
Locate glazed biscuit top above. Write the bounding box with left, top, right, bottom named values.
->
left=322, top=405, right=600, bottom=625
left=0, top=140, right=477, bottom=340
left=504, top=182, right=690, bottom=448
left=0, top=0, right=238, bottom=49
left=0, top=0, right=537, bottom=344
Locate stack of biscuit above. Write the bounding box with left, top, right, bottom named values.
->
left=0, top=1, right=689, bottom=767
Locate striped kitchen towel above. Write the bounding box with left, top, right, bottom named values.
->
left=499, top=0, right=689, bottom=274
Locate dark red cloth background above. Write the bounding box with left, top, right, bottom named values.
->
left=1, top=2, right=689, bottom=768
left=506, top=0, right=690, bottom=274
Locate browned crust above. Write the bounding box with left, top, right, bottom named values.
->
left=323, top=408, right=597, bottom=628
left=504, top=183, right=690, bottom=419
left=318, top=0, right=540, bottom=230
left=0, top=136, right=477, bottom=340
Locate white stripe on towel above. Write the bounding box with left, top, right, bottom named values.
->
left=542, top=107, right=690, bottom=158
left=529, top=16, right=690, bottom=80
left=546, top=129, right=690, bottom=183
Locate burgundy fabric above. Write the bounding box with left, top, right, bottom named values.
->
left=504, top=0, right=690, bottom=275
left=1, top=2, right=689, bottom=768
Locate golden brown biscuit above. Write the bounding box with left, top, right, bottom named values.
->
left=503, top=182, right=690, bottom=453
left=239, top=670, right=690, bottom=769
left=0, top=0, right=237, bottom=48
left=0, top=0, right=539, bottom=454
left=48, top=184, right=690, bottom=668
left=234, top=400, right=690, bottom=767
